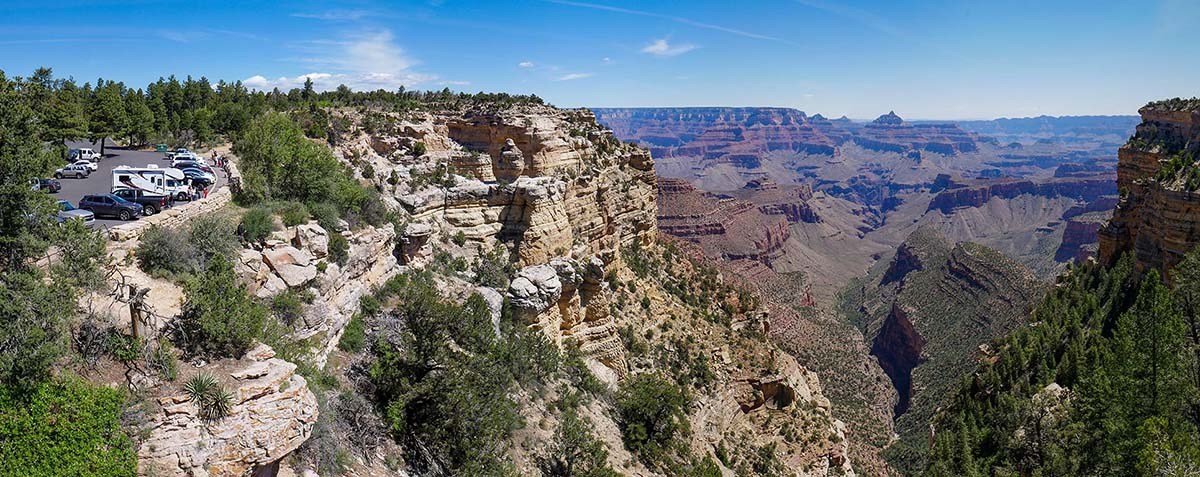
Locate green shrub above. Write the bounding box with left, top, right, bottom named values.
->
left=309, top=202, right=341, bottom=232
left=276, top=201, right=311, bottom=227
left=174, top=254, right=268, bottom=358
left=329, top=232, right=349, bottom=266
left=361, top=163, right=375, bottom=179
left=189, top=214, right=237, bottom=267
left=536, top=409, right=619, bottom=477
left=183, top=372, right=233, bottom=421
left=240, top=207, right=276, bottom=243
left=137, top=225, right=195, bottom=277
left=359, top=294, right=382, bottom=317
left=616, top=373, right=692, bottom=465
left=412, top=141, right=427, bottom=156
left=271, top=290, right=305, bottom=325
left=338, top=314, right=366, bottom=353
left=451, top=230, right=467, bottom=246
left=0, top=377, right=136, bottom=475
left=148, top=339, right=179, bottom=381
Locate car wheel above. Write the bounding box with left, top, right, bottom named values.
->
left=55, top=172, right=63, bottom=179
left=144, top=205, right=158, bottom=215
left=119, top=210, right=132, bottom=221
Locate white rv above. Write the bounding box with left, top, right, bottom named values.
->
left=112, top=165, right=188, bottom=197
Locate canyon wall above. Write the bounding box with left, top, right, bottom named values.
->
left=1099, top=103, right=1200, bottom=275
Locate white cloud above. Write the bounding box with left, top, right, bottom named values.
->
left=602, top=57, right=613, bottom=64
left=518, top=61, right=535, bottom=68
left=245, top=29, right=434, bottom=91
left=640, top=38, right=696, bottom=57
left=555, top=72, right=593, bottom=81
left=437, top=80, right=472, bottom=86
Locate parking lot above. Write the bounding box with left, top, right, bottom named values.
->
left=50, top=141, right=226, bottom=228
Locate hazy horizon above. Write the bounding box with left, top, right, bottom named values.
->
left=3, top=0, right=1197, bottom=119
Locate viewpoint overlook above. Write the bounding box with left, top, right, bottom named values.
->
left=2, top=2, right=1199, bottom=476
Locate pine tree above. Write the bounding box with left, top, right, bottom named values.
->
left=88, top=79, right=127, bottom=155
left=123, top=89, right=154, bottom=146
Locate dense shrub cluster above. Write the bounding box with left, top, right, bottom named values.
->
left=172, top=254, right=269, bottom=359
left=136, top=215, right=238, bottom=279
left=0, top=377, right=136, bottom=476
left=365, top=273, right=563, bottom=475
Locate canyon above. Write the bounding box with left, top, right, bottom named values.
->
left=596, top=107, right=1138, bottom=473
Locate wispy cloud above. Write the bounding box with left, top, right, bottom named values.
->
left=291, top=10, right=370, bottom=21
left=246, top=29, right=433, bottom=91
left=544, top=0, right=800, bottom=46
left=555, top=72, right=593, bottom=81
left=640, top=38, right=696, bottom=57
left=437, top=80, right=472, bottom=86
left=518, top=61, right=536, bottom=68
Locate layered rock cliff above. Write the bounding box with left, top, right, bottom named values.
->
left=317, top=105, right=856, bottom=475
left=1099, top=100, right=1200, bottom=275
left=593, top=107, right=982, bottom=163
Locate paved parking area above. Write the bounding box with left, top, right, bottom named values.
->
left=49, top=141, right=226, bottom=228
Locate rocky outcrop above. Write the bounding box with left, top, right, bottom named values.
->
left=234, top=223, right=399, bottom=364
left=138, top=345, right=318, bottom=477
left=871, top=303, right=925, bottom=416
left=1099, top=101, right=1200, bottom=276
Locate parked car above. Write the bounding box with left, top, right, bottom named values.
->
left=180, top=167, right=216, bottom=184
left=56, top=200, right=95, bottom=227
left=54, top=164, right=91, bottom=179
left=111, top=188, right=170, bottom=215
left=172, top=160, right=214, bottom=174
left=79, top=194, right=143, bottom=221
left=165, top=148, right=192, bottom=160
left=30, top=178, right=61, bottom=193
left=73, top=159, right=99, bottom=172
left=70, top=148, right=101, bottom=161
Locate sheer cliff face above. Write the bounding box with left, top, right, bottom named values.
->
left=1099, top=104, right=1200, bottom=275
left=332, top=105, right=857, bottom=475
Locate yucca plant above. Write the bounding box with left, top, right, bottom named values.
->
left=183, top=373, right=234, bottom=421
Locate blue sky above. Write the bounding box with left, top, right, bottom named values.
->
left=1, top=0, right=1197, bottom=119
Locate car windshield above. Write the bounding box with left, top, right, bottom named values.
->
left=58, top=201, right=74, bottom=211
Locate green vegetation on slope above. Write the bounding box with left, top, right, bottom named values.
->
left=925, top=251, right=1200, bottom=476
left=0, top=70, right=135, bottom=476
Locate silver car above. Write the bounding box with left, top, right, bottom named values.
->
left=56, top=200, right=96, bottom=227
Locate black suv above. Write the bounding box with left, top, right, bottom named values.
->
left=79, top=194, right=144, bottom=221
left=111, top=188, right=171, bottom=215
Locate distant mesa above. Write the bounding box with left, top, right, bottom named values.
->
left=873, top=110, right=905, bottom=125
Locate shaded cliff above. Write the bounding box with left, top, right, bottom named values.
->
left=1099, top=99, right=1200, bottom=276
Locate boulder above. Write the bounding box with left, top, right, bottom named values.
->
left=507, top=263, right=563, bottom=320
left=263, top=246, right=318, bottom=289
left=293, top=223, right=329, bottom=259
